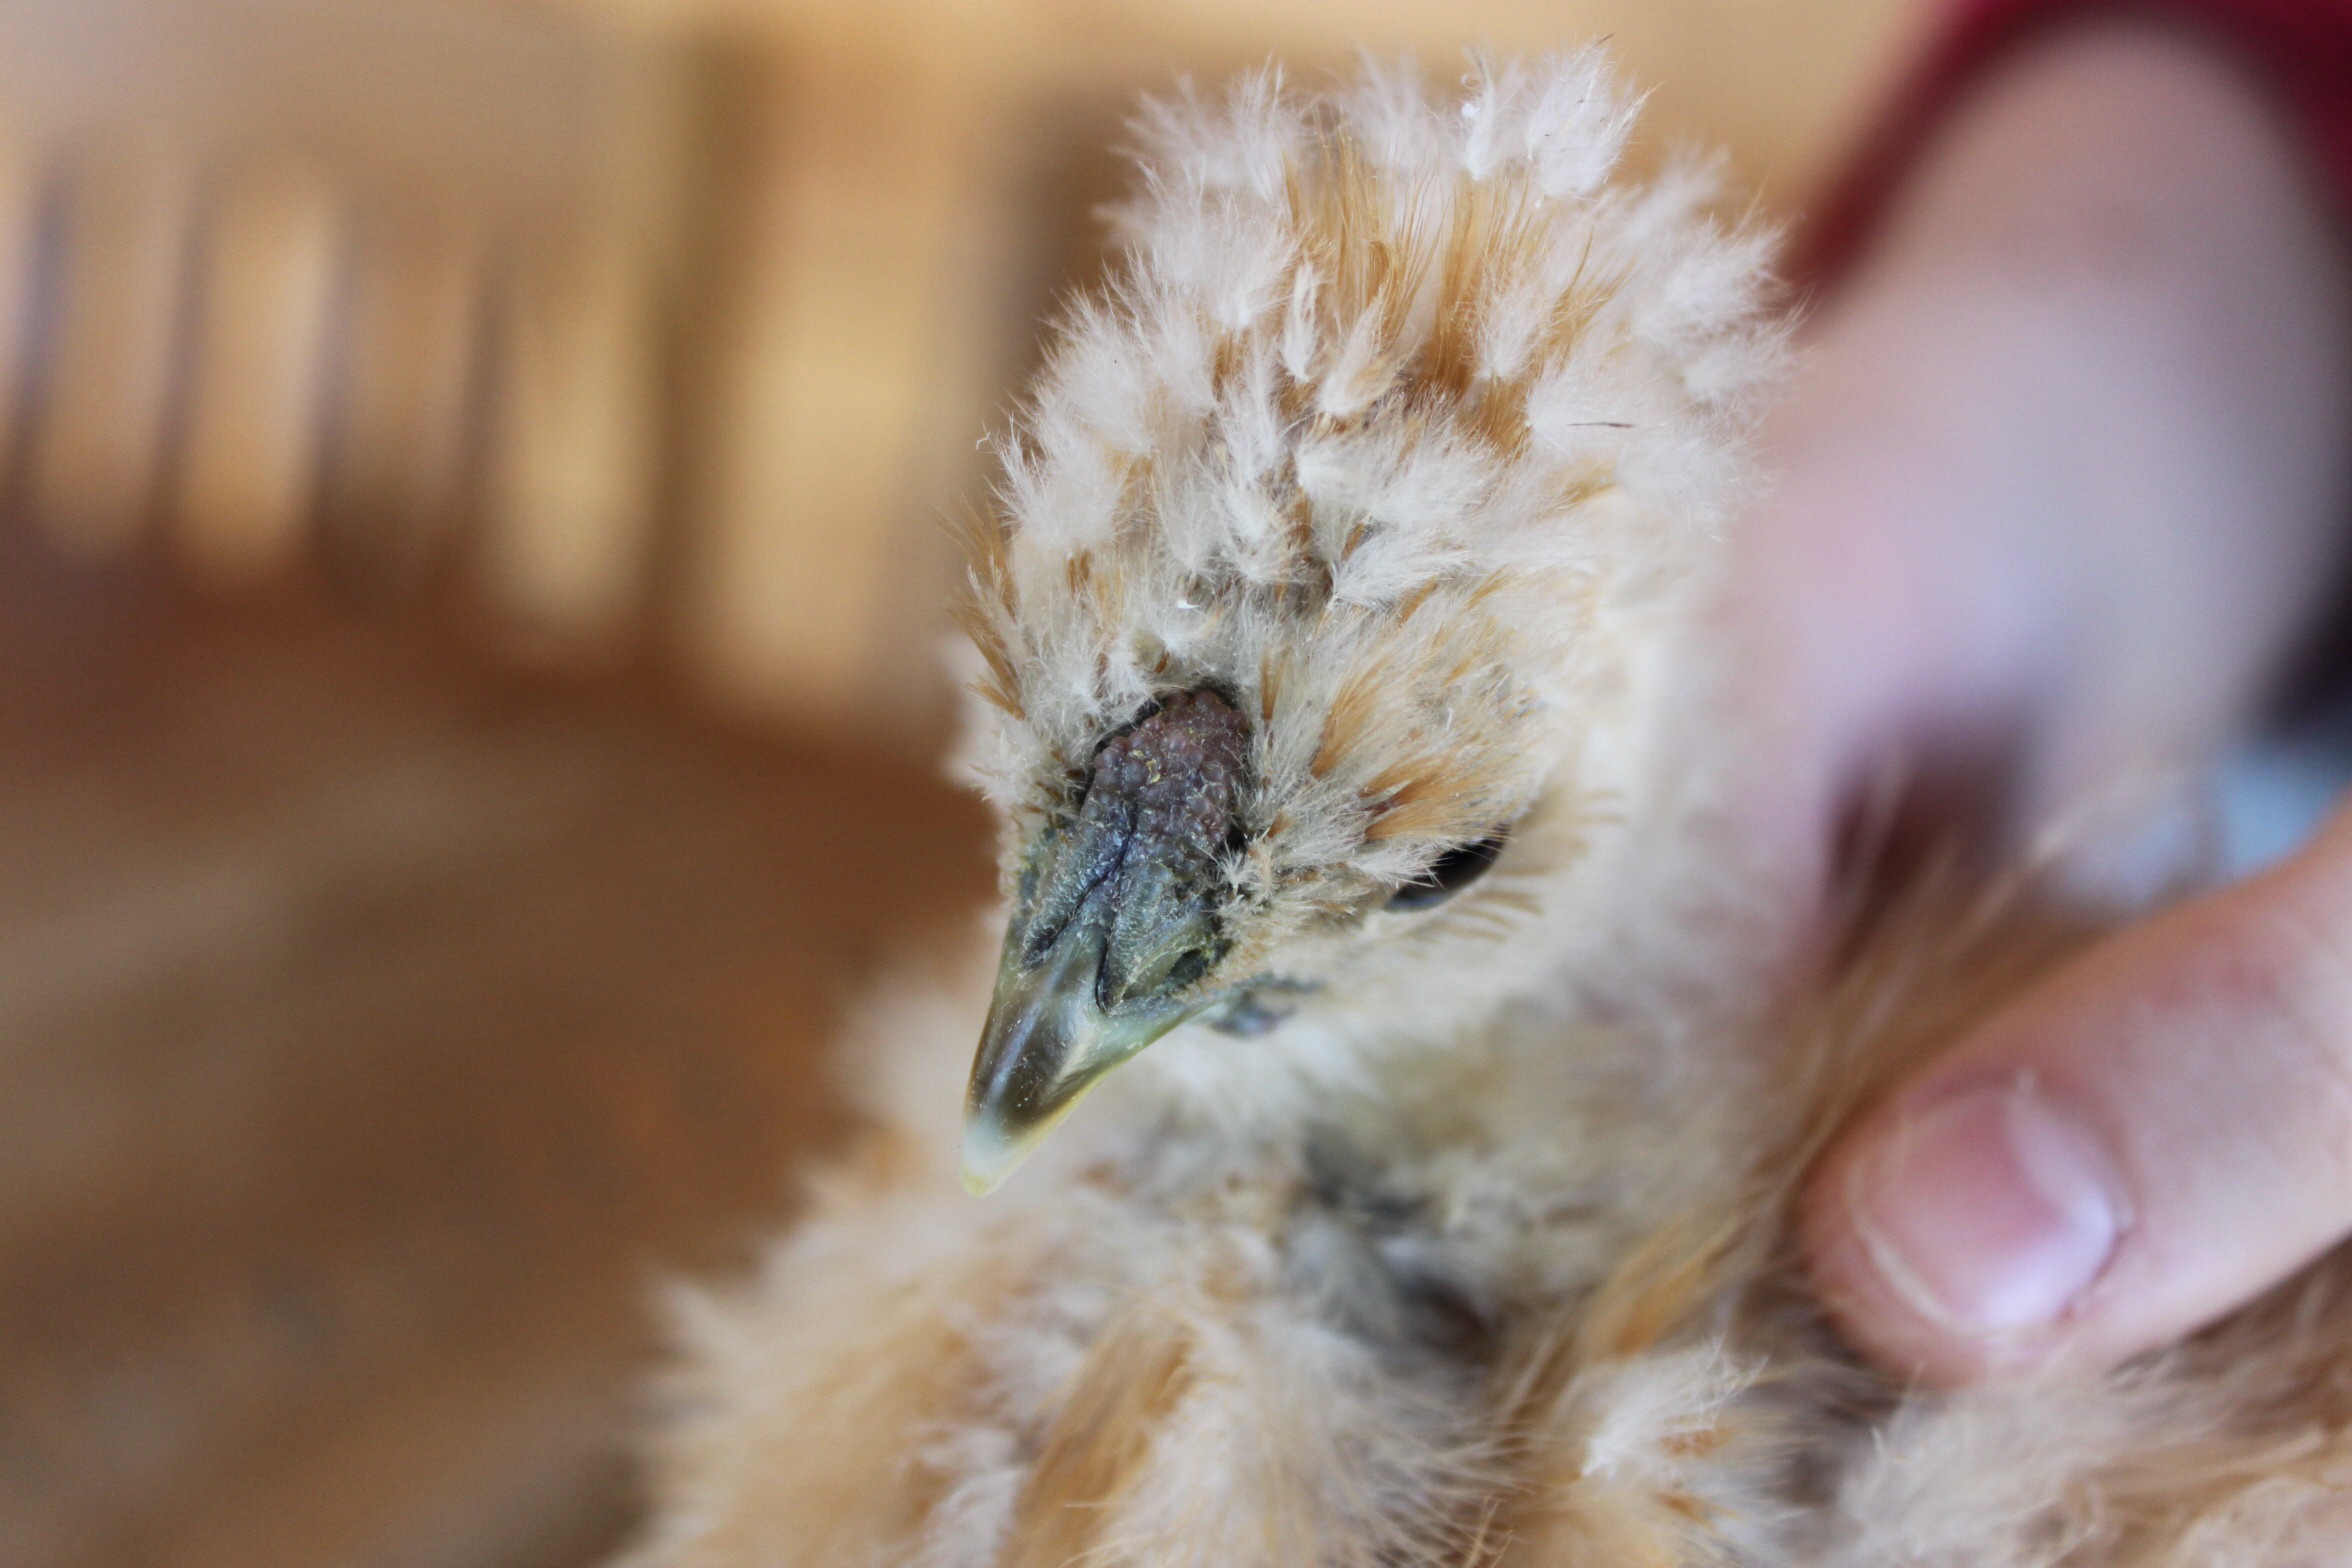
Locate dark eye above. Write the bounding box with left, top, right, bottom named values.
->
left=1385, top=835, right=1506, bottom=911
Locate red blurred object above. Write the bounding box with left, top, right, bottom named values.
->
left=1800, top=0, right=2352, bottom=286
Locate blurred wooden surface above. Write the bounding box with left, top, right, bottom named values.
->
left=0, top=543, right=992, bottom=1568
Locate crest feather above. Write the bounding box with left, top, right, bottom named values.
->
left=958, top=53, right=1786, bottom=920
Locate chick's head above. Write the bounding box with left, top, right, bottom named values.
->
left=955, top=56, right=1782, bottom=1190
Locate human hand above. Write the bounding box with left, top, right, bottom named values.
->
left=1730, top=24, right=2352, bottom=1384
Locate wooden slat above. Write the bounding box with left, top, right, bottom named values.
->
left=0, top=134, right=39, bottom=478
left=24, top=143, right=193, bottom=557
left=323, top=210, right=485, bottom=583
left=684, top=25, right=1018, bottom=735
left=173, top=159, right=343, bottom=584
left=482, top=239, right=661, bottom=651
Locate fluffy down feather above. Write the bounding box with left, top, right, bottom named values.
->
left=615, top=54, right=2352, bottom=1568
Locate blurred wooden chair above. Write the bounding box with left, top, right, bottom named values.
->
left=0, top=0, right=1928, bottom=745
left=0, top=0, right=687, bottom=648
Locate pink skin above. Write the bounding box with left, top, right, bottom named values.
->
left=1736, top=23, right=2352, bottom=1384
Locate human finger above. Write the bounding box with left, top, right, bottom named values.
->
left=1804, top=798, right=2352, bottom=1384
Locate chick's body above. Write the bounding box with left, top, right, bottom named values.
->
left=617, top=56, right=2352, bottom=1568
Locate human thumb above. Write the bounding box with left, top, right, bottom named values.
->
left=1804, top=799, right=2352, bottom=1384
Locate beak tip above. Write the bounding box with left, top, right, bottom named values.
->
left=958, top=1111, right=1030, bottom=1197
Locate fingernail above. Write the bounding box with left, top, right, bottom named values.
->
left=1846, top=1075, right=2127, bottom=1337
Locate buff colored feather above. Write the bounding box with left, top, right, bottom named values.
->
left=615, top=55, right=2352, bottom=1568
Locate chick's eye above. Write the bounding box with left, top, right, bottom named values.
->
left=1386, top=834, right=1506, bottom=912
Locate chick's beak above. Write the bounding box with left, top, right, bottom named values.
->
left=961, top=880, right=1208, bottom=1194
left=962, top=690, right=1248, bottom=1194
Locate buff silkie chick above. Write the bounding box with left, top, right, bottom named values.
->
left=614, top=54, right=2352, bottom=1568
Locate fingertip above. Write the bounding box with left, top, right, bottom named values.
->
left=1803, top=1072, right=2132, bottom=1386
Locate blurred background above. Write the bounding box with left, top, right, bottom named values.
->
left=0, top=2, right=1922, bottom=1563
